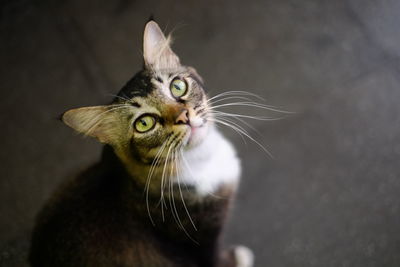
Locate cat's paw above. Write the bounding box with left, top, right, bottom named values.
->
left=233, top=245, right=254, bottom=267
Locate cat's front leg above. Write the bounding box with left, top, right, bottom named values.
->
left=219, top=245, right=254, bottom=267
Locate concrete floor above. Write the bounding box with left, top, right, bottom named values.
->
left=1, top=0, right=400, bottom=266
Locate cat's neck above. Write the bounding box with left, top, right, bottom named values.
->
left=178, top=126, right=241, bottom=196
left=97, top=144, right=235, bottom=246
left=113, top=126, right=241, bottom=198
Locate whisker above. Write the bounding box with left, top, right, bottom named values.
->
left=146, top=139, right=170, bottom=193
left=208, top=116, right=249, bottom=144
left=207, top=90, right=265, bottom=102
left=145, top=138, right=169, bottom=226
left=208, top=118, right=274, bottom=158
left=107, top=93, right=132, bottom=102
left=175, top=150, right=197, bottom=231
left=169, top=150, right=199, bottom=244
left=160, top=142, right=174, bottom=221
left=168, top=151, right=182, bottom=228
left=209, top=110, right=286, bottom=121
left=209, top=101, right=292, bottom=114
left=208, top=96, right=254, bottom=106
left=210, top=112, right=262, bottom=137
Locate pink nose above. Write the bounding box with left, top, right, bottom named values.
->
left=175, top=109, right=189, bottom=125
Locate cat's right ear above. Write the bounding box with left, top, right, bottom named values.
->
left=62, top=106, right=120, bottom=144
left=143, top=20, right=180, bottom=69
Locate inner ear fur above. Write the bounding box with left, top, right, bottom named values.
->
left=62, top=106, right=122, bottom=144
left=143, top=20, right=180, bottom=70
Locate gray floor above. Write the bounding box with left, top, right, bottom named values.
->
left=1, top=0, right=400, bottom=266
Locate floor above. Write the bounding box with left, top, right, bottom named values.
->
left=1, top=0, right=400, bottom=266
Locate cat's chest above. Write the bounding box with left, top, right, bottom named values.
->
left=176, top=129, right=241, bottom=196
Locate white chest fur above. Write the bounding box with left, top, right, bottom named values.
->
left=176, top=127, right=241, bottom=196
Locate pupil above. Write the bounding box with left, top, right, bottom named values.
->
left=174, top=84, right=181, bottom=90
left=141, top=120, right=147, bottom=126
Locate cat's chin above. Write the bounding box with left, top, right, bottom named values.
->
left=184, top=123, right=209, bottom=149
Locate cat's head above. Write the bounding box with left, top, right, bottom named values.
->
left=62, top=21, right=211, bottom=165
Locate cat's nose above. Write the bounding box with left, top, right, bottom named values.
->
left=175, top=109, right=190, bottom=125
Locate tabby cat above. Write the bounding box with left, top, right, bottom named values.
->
left=29, top=20, right=254, bottom=267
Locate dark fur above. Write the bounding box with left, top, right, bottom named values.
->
left=119, top=71, right=155, bottom=98
left=29, top=146, right=237, bottom=267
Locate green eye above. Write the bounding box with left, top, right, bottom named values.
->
left=134, top=115, right=156, bottom=133
left=170, top=78, right=187, bottom=98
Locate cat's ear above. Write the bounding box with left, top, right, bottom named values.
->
left=62, top=106, right=120, bottom=144
left=143, top=20, right=180, bottom=69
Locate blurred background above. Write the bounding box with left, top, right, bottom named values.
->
left=1, top=0, right=400, bottom=266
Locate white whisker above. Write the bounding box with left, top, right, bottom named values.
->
left=208, top=116, right=249, bottom=145
left=168, top=151, right=182, bottom=228
left=207, top=90, right=265, bottom=102
left=107, top=93, right=132, bottom=103
left=175, top=150, right=197, bottom=230
left=208, top=96, right=254, bottom=106
left=208, top=118, right=274, bottom=158
left=208, top=111, right=262, bottom=136
left=209, top=101, right=292, bottom=114
left=168, top=150, right=199, bottom=244
left=160, top=142, right=174, bottom=221
left=210, top=110, right=285, bottom=121
left=145, top=138, right=169, bottom=226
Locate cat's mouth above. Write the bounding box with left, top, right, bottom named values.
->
left=185, top=121, right=208, bottom=147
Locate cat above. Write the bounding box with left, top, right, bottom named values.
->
left=29, top=20, right=254, bottom=267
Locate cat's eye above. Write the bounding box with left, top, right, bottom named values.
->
left=170, top=78, right=187, bottom=98
left=134, top=115, right=156, bottom=133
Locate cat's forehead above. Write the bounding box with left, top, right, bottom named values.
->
left=117, top=70, right=154, bottom=98
left=116, top=69, right=187, bottom=100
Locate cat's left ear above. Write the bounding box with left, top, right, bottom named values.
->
left=62, top=106, right=121, bottom=144
left=143, top=20, right=181, bottom=69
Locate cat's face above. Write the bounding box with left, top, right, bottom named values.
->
left=62, top=21, right=211, bottom=165
left=113, top=66, right=210, bottom=164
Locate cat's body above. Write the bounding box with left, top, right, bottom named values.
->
left=30, top=132, right=239, bottom=267
left=29, top=21, right=254, bottom=267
